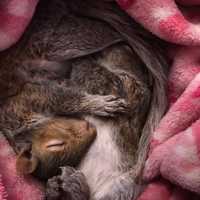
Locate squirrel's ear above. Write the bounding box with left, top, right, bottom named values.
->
left=16, top=148, right=39, bottom=175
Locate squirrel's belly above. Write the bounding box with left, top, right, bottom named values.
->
left=78, top=116, right=123, bottom=198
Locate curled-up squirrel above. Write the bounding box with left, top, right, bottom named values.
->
left=0, top=0, right=168, bottom=199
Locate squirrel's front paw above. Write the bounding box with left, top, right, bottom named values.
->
left=85, top=95, right=129, bottom=117
left=46, top=166, right=90, bottom=200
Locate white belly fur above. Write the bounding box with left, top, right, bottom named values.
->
left=78, top=116, right=122, bottom=198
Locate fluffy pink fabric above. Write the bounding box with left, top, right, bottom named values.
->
left=117, top=0, right=200, bottom=45
left=0, top=0, right=39, bottom=51
left=1, top=0, right=200, bottom=199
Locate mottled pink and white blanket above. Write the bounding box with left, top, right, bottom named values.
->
left=1, top=0, right=200, bottom=199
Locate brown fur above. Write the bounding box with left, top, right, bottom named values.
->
left=16, top=118, right=96, bottom=179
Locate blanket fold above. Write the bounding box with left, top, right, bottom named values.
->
left=0, top=0, right=39, bottom=51
left=117, top=0, right=200, bottom=45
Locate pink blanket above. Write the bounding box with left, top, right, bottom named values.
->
left=1, top=0, right=200, bottom=199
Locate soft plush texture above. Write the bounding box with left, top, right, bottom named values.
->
left=1, top=0, right=200, bottom=199
left=0, top=0, right=39, bottom=51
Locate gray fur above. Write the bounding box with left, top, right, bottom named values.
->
left=46, top=167, right=90, bottom=200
